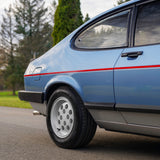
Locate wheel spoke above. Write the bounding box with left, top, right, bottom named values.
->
left=50, top=97, right=74, bottom=138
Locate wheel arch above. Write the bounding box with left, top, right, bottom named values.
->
left=44, top=75, right=84, bottom=104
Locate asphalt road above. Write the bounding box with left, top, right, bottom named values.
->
left=1, top=107, right=160, bottom=160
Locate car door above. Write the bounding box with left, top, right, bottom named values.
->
left=114, top=0, right=160, bottom=127
left=71, top=9, right=131, bottom=107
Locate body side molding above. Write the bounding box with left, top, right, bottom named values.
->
left=85, top=102, right=115, bottom=110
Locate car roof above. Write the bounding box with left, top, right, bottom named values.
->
left=72, top=0, right=146, bottom=34
left=90, top=0, right=141, bottom=21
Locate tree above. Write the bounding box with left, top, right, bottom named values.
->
left=117, top=0, right=130, bottom=5
left=0, top=5, right=18, bottom=95
left=49, top=0, right=57, bottom=26
left=0, top=48, right=6, bottom=90
left=0, top=48, right=7, bottom=68
left=84, top=13, right=90, bottom=23
left=0, top=69, right=4, bottom=90
left=52, top=0, right=83, bottom=45
left=12, top=0, right=53, bottom=90
left=0, top=0, right=54, bottom=93
left=14, top=0, right=53, bottom=66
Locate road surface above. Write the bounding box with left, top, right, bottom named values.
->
left=0, top=106, right=160, bottom=160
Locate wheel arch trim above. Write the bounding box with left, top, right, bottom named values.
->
left=44, top=75, right=84, bottom=103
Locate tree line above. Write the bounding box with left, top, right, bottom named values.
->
left=0, top=0, right=129, bottom=95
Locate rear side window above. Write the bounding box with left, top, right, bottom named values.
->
left=75, top=10, right=130, bottom=49
left=135, top=1, right=160, bottom=46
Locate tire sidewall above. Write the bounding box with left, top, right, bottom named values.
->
left=46, top=88, right=82, bottom=147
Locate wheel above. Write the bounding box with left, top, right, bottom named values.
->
left=46, top=86, right=97, bottom=149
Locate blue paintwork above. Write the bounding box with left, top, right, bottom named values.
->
left=24, top=34, right=124, bottom=102
left=114, top=44, right=160, bottom=107
left=24, top=0, right=149, bottom=105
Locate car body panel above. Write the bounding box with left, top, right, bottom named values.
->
left=19, top=0, right=160, bottom=138
left=92, top=111, right=160, bottom=137
left=114, top=45, right=160, bottom=107
left=25, top=38, right=125, bottom=103
left=114, top=44, right=160, bottom=126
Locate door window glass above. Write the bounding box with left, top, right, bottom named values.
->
left=135, top=1, right=160, bottom=46
left=75, top=10, right=130, bottom=49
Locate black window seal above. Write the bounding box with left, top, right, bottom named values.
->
left=130, top=5, right=137, bottom=47
left=70, top=5, right=134, bottom=51
left=136, top=0, right=157, bottom=6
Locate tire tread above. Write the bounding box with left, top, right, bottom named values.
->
left=46, top=86, right=97, bottom=149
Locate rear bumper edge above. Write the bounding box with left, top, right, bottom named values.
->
left=18, top=90, right=44, bottom=103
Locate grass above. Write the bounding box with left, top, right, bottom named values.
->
left=0, top=91, right=32, bottom=109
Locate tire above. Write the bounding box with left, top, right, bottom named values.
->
left=46, top=86, right=97, bottom=149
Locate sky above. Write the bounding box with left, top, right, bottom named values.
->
left=0, top=0, right=117, bottom=20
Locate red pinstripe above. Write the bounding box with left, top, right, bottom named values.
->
left=24, top=64, right=160, bottom=77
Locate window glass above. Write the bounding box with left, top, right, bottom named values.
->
left=75, top=10, right=130, bottom=49
left=135, top=1, right=160, bottom=46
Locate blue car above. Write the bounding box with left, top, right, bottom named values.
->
left=19, top=0, right=160, bottom=149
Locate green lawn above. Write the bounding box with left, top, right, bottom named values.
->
left=0, top=91, right=32, bottom=109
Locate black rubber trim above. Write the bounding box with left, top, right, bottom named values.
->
left=85, top=102, right=160, bottom=114
left=18, top=90, right=44, bottom=103
left=84, top=102, right=115, bottom=110
left=117, top=107, right=160, bottom=114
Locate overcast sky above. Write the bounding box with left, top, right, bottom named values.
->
left=0, top=0, right=117, bottom=19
